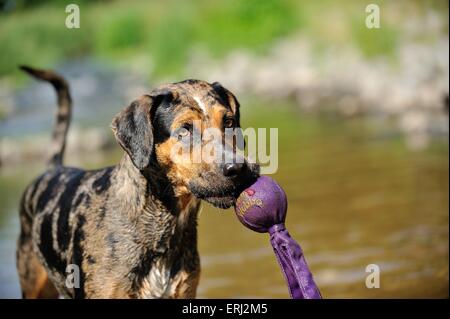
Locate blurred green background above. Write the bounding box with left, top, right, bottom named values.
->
left=0, top=0, right=447, bottom=83
left=0, top=0, right=448, bottom=298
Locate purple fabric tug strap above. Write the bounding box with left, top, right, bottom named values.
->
left=269, top=223, right=322, bottom=299
left=234, top=176, right=322, bottom=299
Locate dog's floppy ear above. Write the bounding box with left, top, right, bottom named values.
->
left=111, top=92, right=171, bottom=170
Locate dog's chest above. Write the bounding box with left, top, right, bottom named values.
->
left=138, top=259, right=178, bottom=298
left=136, top=199, right=200, bottom=299
left=138, top=258, right=170, bottom=298
left=136, top=251, right=199, bottom=299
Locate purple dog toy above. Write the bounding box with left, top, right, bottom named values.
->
left=234, top=176, right=322, bottom=299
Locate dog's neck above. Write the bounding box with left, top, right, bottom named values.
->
left=103, top=155, right=201, bottom=297
left=111, top=154, right=200, bottom=253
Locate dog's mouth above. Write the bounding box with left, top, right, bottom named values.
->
left=188, top=162, right=260, bottom=209
left=201, top=194, right=237, bottom=209
left=189, top=185, right=239, bottom=209
left=189, top=176, right=258, bottom=209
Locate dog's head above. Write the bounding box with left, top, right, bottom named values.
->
left=111, top=80, right=259, bottom=209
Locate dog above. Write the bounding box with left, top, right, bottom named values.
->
left=16, top=66, right=259, bottom=299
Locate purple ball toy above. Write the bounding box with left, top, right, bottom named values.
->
left=234, top=176, right=322, bottom=299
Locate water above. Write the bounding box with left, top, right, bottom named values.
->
left=0, top=95, right=448, bottom=298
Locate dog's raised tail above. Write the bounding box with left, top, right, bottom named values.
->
left=20, top=65, right=72, bottom=167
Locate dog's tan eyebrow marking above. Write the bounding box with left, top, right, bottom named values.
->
left=170, top=110, right=202, bottom=131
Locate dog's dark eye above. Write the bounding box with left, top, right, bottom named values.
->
left=224, top=118, right=235, bottom=128
left=177, top=123, right=192, bottom=140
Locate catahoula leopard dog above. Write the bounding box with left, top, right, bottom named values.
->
left=16, top=66, right=259, bottom=299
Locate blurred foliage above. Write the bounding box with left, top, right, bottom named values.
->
left=351, top=18, right=399, bottom=58
left=0, top=0, right=103, bottom=11
left=0, top=0, right=448, bottom=83
left=0, top=0, right=300, bottom=79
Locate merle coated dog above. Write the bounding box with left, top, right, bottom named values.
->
left=16, top=66, right=259, bottom=298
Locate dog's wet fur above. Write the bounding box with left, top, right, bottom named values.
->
left=16, top=66, right=259, bottom=298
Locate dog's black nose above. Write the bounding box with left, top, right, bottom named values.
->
left=222, top=163, right=246, bottom=177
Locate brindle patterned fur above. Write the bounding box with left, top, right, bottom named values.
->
left=16, top=66, right=259, bottom=299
